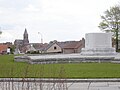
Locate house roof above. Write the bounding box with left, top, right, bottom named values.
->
left=14, top=39, right=23, bottom=42
left=0, top=45, right=8, bottom=52
left=44, top=42, right=60, bottom=51
left=14, top=39, right=23, bottom=45
left=44, top=39, right=85, bottom=51
left=26, top=45, right=36, bottom=51
left=58, top=41, right=83, bottom=49
left=32, top=43, right=48, bottom=51
left=27, top=39, right=85, bottom=51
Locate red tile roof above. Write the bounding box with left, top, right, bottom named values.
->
left=0, top=45, right=8, bottom=53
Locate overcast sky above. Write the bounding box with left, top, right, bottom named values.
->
left=0, top=0, right=119, bottom=43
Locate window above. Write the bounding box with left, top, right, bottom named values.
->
left=54, top=46, right=57, bottom=50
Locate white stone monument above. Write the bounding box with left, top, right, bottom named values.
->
left=81, top=33, right=116, bottom=55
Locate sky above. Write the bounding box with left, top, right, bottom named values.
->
left=0, top=0, right=119, bottom=43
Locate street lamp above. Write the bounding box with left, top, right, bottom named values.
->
left=38, top=32, right=43, bottom=44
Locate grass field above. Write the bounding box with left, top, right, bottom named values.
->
left=0, top=55, right=120, bottom=78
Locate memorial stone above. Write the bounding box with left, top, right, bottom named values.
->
left=81, top=33, right=116, bottom=55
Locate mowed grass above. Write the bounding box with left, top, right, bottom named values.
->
left=0, top=55, right=120, bottom=78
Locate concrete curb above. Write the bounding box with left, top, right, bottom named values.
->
left=1, top=78, right=120, bottom=83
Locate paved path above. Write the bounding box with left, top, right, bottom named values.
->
left=0, top=81, right=120, bottom=90
left=68, top=82, right=120, bottom=90
left=0, top=78, right=120, bottom=90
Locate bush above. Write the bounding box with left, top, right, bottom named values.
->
left=27, top=51, right=39, bottom=54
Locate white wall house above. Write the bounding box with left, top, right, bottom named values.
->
left=45, top=43, right=62, bottom=53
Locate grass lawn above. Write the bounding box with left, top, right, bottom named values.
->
left=0, top=55, right=120, bottom=78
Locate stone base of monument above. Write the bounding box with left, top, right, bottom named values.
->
left=14, top=55, right=30, bottom=62
left=14, top=53, right=120, bottom=64
left=81, top=48, right=116, bottom=55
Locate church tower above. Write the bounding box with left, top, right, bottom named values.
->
left=23, top=28, right=29, bottom=45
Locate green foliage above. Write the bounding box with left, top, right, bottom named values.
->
left=99, top=6, right=120, bottom=32
left=1, top=55, right=120, bottom=78
left=27, top=51, right=39, bottom=54
left=10, top=45, right=15, bottom=54
left=0, top=31, right=2, bottom=34
left=98, top=6, right=120, bottom=51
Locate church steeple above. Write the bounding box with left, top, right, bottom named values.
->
left=24, top=28, right=28, bottom=35
left=23, top=28, right=29, bottom=45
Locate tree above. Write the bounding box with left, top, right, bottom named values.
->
left=10, top=45, right=15, bottom=54
left=0, top=31, right=2, bottom=35
left=98, top=6, right=120, bottom=52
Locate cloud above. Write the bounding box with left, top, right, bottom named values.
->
left=0, top=30, right=14, bottom=42
left=0, top=0, right=119, bottom=43
left=0, top=0, right=29, bottom=10
left=0, top=24, right=16, bottom=30
left=24, top=4, right=40, bottom=12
